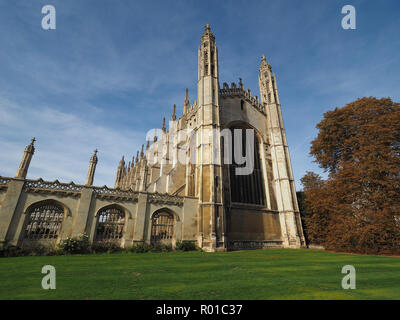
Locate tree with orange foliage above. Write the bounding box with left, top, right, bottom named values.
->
left=302, top=97, right=400, bottom=254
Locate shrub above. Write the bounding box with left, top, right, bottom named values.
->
left=150, top=243, right=173, bottom=252
left=25, top=242, right=61, bottom=256
left=58, top=234, right=90, bottom=254
left=0, top=242, right=61, bottom=257
left=91, top=241, right=122, bottom=254
left=176, top=240, right=197, bottom=251
left=128, top=242, right=152, bottom=253
left=127, top=242, right=174, bottom=253
left=0, top=245, right=24, bottom=257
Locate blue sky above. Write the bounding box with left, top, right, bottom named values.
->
left=0, top=0, right=399, bottom=189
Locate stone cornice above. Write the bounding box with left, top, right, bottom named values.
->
left=148, top=192, right=184, bottom=206
left=1, top=176, right=195, bottom=205
left=24, top=178, right=83, bottom=197
left=92, top=185, right=139, bottom=201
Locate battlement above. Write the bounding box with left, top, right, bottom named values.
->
left=219, top=81, right=266, bottom=115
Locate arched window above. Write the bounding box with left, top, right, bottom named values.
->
left=95, top=206, right=125, bottom=241
left=229, top=126, right=266, bottom=205
left=151, top=211, right=174, bottom=243
left=24, top=201, right=65, bottom=240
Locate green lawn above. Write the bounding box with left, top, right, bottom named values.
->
left=0, top=249, right=399, bottom=300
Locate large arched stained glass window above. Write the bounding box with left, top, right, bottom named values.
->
left=24, top=201, right=65, bottom=240
left=151, top=211, right=174, bottom=243
left=229, top=126, right=266, bottom=205
left=95, top=207, right=125, bottom=241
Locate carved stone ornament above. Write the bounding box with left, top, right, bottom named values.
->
left=24, top=178, right=83, bottom=197
left=148, top=192, right=184, bottom=206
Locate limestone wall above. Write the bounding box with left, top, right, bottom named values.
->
left=219, top=96, right=269, bottom=140
left=218, top=95, right=284, bottom=248
left=0, top=176, right=198, bottom=248
left=0, top=190, right=7, bottom=206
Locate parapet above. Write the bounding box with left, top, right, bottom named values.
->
left=219, top=80, right=266, bottom=114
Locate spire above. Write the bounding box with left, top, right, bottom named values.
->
left=162, top=117, right=166, bottom=133
left=196, top=24, right=221, bottom=250
left=198, top=24, right=219, bottom=107
left=27, top=137, right=35, bottom=153
left=15, top=137, right=36, bottom=179
left=171, top=104, right=176, bottom=121
left=114, top=155, right=125, bottom=188
left=183, top=88, right=189, bottom=114
left=239, top=77, right=243, bottom=89
left=85, top=149, right=98, bottom=186
left=91, top=149, right=98, bottom=162
left=260, top=54, right=271, bottom=70
left=140, top=144, right=144, bottom=159
left=258, top=54, right=276, bottom=104
left=201, top=24, right=215, bottom=41
left=119, top=156, right=125, bottom=175
left=136, top=151, right=139, bottom=163
left=146, top=140, right=150, bottom=150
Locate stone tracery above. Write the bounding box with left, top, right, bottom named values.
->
left=23, top=201, right=65, bottom=241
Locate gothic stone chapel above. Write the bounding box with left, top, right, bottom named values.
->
left=0, top=25, right=305, bottom=252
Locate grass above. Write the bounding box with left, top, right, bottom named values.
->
left=0, top=249, right=399, bottom=300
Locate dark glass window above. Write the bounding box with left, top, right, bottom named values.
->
left=24, top=202, right=64, bottom=240
left=151, top=212, right=174, bottom=243
left=229, top=127, right=266, bottom=205
left=95, top=207, right=125, bottom=241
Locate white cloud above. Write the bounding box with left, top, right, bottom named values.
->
left=0, top=96, right=146, bottom=187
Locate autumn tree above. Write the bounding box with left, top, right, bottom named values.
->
left=302, top=97, right=400, bottom=254
left=298, top=172, right=328, bottom=245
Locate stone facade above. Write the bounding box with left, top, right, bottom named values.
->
left=0, top=25, right=305, bottom=252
